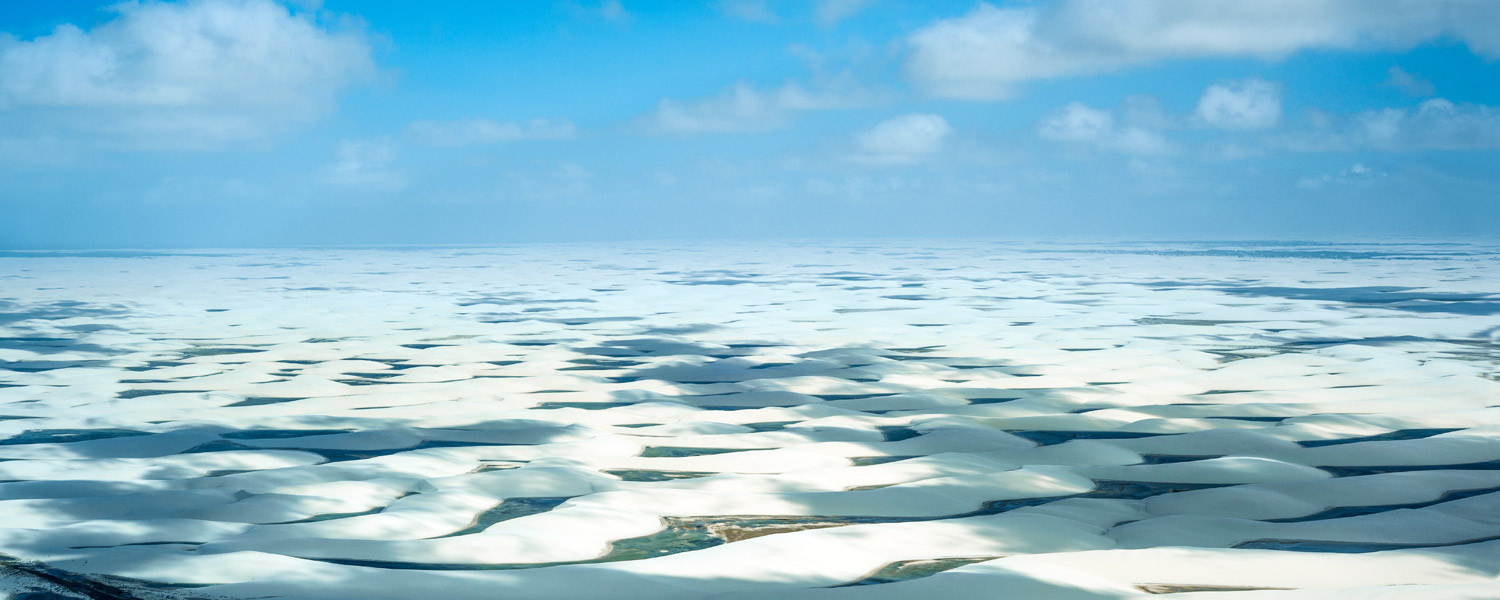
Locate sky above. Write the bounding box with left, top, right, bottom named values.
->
left=1, top=0, right=1498, bottom=249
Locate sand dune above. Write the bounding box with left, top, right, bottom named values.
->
left=1, top=240, right=1497, bottom=598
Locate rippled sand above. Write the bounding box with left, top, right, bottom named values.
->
left=1, top=240, right=1497, bottom=599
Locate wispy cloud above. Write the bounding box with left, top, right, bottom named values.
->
left=318, top=137, right=405, bottom=190
left=1385, top=66, right=1435, bottom=96
left=405, top=118, right=577, bottom=147
left=1277, top=99, right=1500, bottom=152
left=499, top=160, right=595, bottom=201
left=815, top=0, right=873, bottom=26
left=906, top=0, right=1500, bottom=100
left=599, top=0, right=629, bottom=21
left=634, top=72, right=882, bottom=136
left=569, top=0, right=630, bottom=22
left=1298, top=162, right=1386, bottom=190
left=716, top=0, right=776, bottom=24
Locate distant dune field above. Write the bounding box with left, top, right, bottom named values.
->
left=1, top=239, right=1497, bottom=599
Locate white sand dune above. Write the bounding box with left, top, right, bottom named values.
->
left=0, top=239, right=1497, bottom=598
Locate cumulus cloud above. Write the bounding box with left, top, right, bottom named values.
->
left=852, top=113, right=951, bottom=164
left=1038, top=102, right=1172, bottom=155
left=1195, top=79, right=1281, bottom=130
left=1039, top=80, right=1282, bottom=156
left=406, top=118, right=578, bottom=147
left=634, top=73, right=881, bottom=136
left=0, top=0, right=375, bottom=148
left=906, top=0, right=1500, bottom=100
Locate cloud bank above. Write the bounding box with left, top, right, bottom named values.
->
left=0, top=0, right=375, bottom=148
left=906, top=0, right=1500, bottom=100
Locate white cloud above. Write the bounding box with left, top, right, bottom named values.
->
left=1359, top=99, right=1500, bottom=150
left=1039, top=80, right=1282, bottom=157
left=852, top=113, right=951, bottom=164
left=1038, top=102, right=1172, bottom=155
left=815, top=0, right=873, bottom=26
left=906, top=0, right=1500, bottom=100
left=1195, top=79, right=1281, bottom=130
left=716, top=0, right=776, bottom=24
left=1038, top=102, right=1112, bottom=142
left=318, top=137, right=404, bottom=190
left=0, top=0, right=374, bottom=148
left=634, top=72, right=880, bottom=136
left=1386, top=66, right=1435, bottom=96
left=1277, top=99, right=1500, bottom=152
left=1038, top=81, right=1493, bottom=158
left=1298, top=162, right=1386, bottom=189
left=406, top=118, right=578, bottom=147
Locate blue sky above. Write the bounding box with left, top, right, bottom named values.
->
left=1, top=0, right=1498, bottom=248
